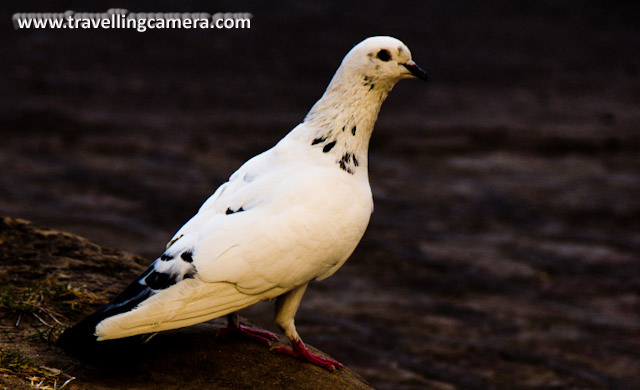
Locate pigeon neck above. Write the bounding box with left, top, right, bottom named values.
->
left=301, top=68, right=395, bottom=174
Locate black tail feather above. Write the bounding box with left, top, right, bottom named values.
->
left=56, top=265, right=156, bottom=353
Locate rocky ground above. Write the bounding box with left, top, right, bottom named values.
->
left=1, top=1, right=639, bottom=389
left=0, top=217, right=373, bottom=390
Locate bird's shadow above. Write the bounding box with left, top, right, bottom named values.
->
left=61, top=322, right=272, bottom=371
left=53, top=322, right=368, bottom=389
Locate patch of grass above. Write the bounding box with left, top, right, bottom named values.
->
left=0, top=279, right=104, bottom=345
left=0, top=348, right=75, bottom=389
left=0, top=279, right=102, bottom=320
left=28, top=323, right=66, bottom=345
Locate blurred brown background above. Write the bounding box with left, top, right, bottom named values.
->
left=1, top=1, right=639, bottom=389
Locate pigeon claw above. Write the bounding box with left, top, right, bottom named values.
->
left=217, top=324, right=278, bottom=346
left=271, top=339, right=344, bottom=371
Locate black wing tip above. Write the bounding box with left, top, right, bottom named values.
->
left=56, top=314, right=101, bottom=352
left=57, top=261, right=180, bottom=355
left=57, top=277, right=154, bottom=353
left=56, top=318, right=146, bottom=361
left=56, top=304, right=151, bottom=357
left=56, top=329, right=95, bottom=350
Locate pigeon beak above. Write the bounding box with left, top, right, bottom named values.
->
left=403, top=60, right=428, bottom=81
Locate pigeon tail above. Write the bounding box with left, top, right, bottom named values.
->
left=56, top=267, right=155, bottom=352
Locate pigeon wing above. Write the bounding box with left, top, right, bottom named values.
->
left=94, top=149, right=372, bottom=340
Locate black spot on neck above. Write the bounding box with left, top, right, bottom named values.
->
left=181, top=251, right=193, bottom=263
left=351, top=126, right=357, bottom=136
left=338, top=153, right=354, bottom=174
left=323, top=141, right=336, bottom=153
left=363, top=75, right=374, bottom=89
left=226, top=206, right=245, bottom=215
left=311, top=136, right=327, bottom=145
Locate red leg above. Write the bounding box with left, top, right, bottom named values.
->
left=217, top=314, right=278, bottom=346
left=271, top=339, right=343, bottom=371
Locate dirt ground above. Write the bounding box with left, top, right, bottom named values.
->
left=0, top=217, right=374, bottom=390
left=1, top=1, right=640, bottom=389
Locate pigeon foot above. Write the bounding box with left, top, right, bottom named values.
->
left=217, top=324, right=278, bottom=346
left=271, top=339, right=343, bottom=371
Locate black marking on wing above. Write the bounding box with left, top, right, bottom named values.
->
left=311, top=136, right=327, bottom=145
left=144, top=270, right=176, bottom=290
left=353, top=154, right=359, bottom=167
left=181, top=251, right=193, bottom=263
left=342, top=125, right=346, bottom=132
left=351, top=126, right=357, bottom=136
left=226, top=206, right=245, bottom=215
left=139, top=259, right=196, bottom=291
left=323, top=141, right=336, bottom=153
left=160, top=253, right=173, bottom=261
left=105, top=266, right=155, bottom=310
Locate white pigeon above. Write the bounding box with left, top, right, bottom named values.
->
left=57, top=36, right=427, bottom=371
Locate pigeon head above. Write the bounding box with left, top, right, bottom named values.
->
left=341, top=36, right=428, bottom=85
left=303, top=36, right=427, bottom=163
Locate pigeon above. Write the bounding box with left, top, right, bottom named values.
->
left=56, top=36, right=427, bottom=371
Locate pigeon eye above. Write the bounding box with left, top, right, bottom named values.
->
left=376, top=49, right=391, bottom=62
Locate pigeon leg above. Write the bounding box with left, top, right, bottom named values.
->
left=216, top=312, right=278, bottom=346
left=270, top=284, right=343, bottom=371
